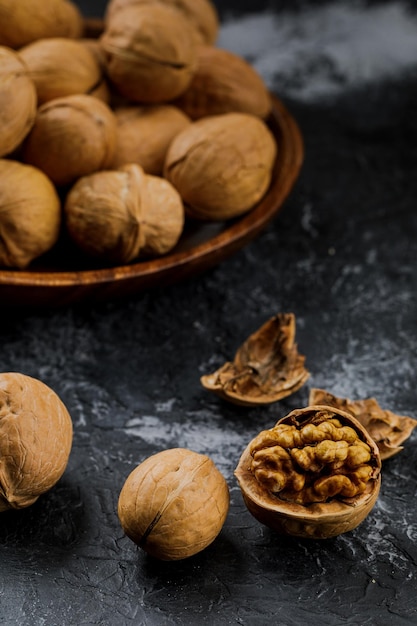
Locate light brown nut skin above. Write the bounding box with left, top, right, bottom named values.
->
left=22, top=94, right=117, bottom=186
left=18, top=38, right=105, bottom=105
left=112, top=105, right=191, bottom=175
left=105, top=0, right=219, bottom=45
left=0, top=372, right=73, bottom=512
left=164, top=112, right=277, bottom=221
left=100, top=4, right=197, bottom=103
left=0, top=0, right=83, bottom=49
left=0, top=159, right=61, bottom=269
left=0, top=46, right=37, bottom=158
left=173, top=45, right=272, bottom=120
left=235, top=406, right=381, bottom=539
left=64, top=164, right=184, bottom=263
left=118, top=448, right=230, bottom=561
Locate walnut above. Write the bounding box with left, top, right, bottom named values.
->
left=111, top=105, right=191, bottom=175
left=0, top=372, right=73, bottom=512
left=164, top=112, right=277, bottom=221
left=201, top=313, right=309, bottom=406
left=235, top=406, right=381, bottom=539
left=309, top=388, right=417, bottom=461
left=0, top=159, right=61, bottom=268
left=0, top=0, right=83, bottom=49
left=118, top=448, right=230, bottom=560
left=105, top=0, right=219, bottom=45
left=173, top=45, right=272, bottom=120
left=22, top=94, right=117, bottom=186
left=100, top=4, right=197, bottom=103
left=64, top=163, right=184, bottom=263
left=18, top=37, right=105, bottom=105
left=0, top=46, right=37, bottom=158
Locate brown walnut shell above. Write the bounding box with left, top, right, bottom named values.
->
left=19, top=37, right=105, bottom=105
left=0, top=159, right=61, bottom=269
left=118, top=447, right=230, bottom=560
left=164, top=112, right=277, bottom=220
left=64, top=163, right=184, bottom=263
left=0, top=46, right=37, bottom=158
left=22, top=94, right=117, bottom=186
left=0, top=0, right=83, bottom=49
left=235, top=406, right=381, bottom=539
left=112, top=105, right=191, bottom=175
left=309, top=388, right=417, bottom=461
left=173, top=45, right=272, bottom=120
left=201, top=313, right=310, bottom=406
left=105, top=0, right=219, bottom=45
left=0, top=372, right=73, bottom=511
left=100, top=4, right=197, bottom=103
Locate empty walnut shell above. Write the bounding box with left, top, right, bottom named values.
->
left=22, top=94, right=117, bottom=186
left=164, top=112, right=277, bottom=220
left=0, top=159, right=61, bottom=269
left=0, top=0, right=83, bottom=49
left=0, top=372, right=73, bottom=512
left=105, top=0, right=219, bottom=45
left=111, top=105, right=191, bottom=175
left=118, top=448, right=230, bottom=560
left=201, top=313, right=309, bottom=406
left=309, top=388, right=417, bottom=461
left=100, top=4, right=197, bottom=103
left=235, top=406, right=381, bottom=539
left=173, top=45, right=272, bottom=120
left=19, top=38, right=105, bottom=105
left=0, top=46, right=37, bottom=158
left=64, top=163, right=184, bottom=263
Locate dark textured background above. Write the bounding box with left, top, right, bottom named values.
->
left=1, top=1, right=417, bottom=624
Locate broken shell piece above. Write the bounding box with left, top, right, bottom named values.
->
left=309, top=388, right=417, bottom=461
left=201, top=313, right=310, bottom=407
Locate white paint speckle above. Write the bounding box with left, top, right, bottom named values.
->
left=219, top=1, right=417, bottom=101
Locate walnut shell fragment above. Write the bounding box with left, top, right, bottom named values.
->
left=0, top=372, right=73, bottom=512
left=309, top=388, right=417, bottom=461
left=235, top=405, right=381, bottom=539
left=201, top=313, right=310, bottom=406
left=118, top=448, right=230, bottom=560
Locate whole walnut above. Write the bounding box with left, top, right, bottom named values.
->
left=112, top=105, right=191, bottom=175
left=164, top=112, right=277, bottom=220
left=0, top=46, right=37, bottom=158
left=173, top=45, right=272, bottom=120
left=105, top=0, right=219, bottom=45
left=118, top=448, right=230, bottom=560
left=64, top=163, right=184, bottom=263
left=100, top=4, right=198, bottom=103
left=19, top=38, right=106, bottom=105
left=235, top=406, right=382, bottom=539
left=22, top=94, right=117, bottom=186
left=0, top=159, right=61, bottom=269
left=0, top=372, right=73, bottom=512
left=0, top=0, right=83, bottom=49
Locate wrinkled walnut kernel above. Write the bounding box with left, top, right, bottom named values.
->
left=201, top=313, right=309, bottom=406
left=249, top=413, right=374, bottom=504
left=309, top=388, right=417, bottom=460
left=235, top=406, right=381, bottom=538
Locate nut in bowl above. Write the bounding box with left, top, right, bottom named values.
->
left=235, top=405, right=382, bottom=539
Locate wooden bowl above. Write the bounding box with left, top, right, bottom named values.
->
left=0, top=95, right=303, bottom=308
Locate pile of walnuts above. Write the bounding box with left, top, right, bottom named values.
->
left=0, top=0, right=277, bottom=269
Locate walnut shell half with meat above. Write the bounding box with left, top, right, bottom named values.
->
left=235, top=405, right=381, bottom=539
